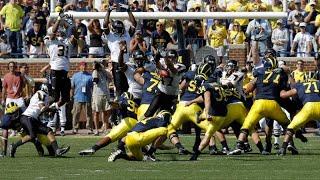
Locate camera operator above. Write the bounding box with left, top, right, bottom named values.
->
left=103, top=4, right=137, bottom=98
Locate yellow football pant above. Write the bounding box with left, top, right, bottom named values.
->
left=242, top=99, right=290, bottom=130
left=288, top=102, right=320, bottom=131
left=106, top=117, right=137, bottom=142
left=20, top=132, right=51, bottom=146
left=137, top=104, right=150, bottom=121
left=167, top=102, right=203, bottom=136
left=223, top=102, right=247, bottom=128
left=125, top=127, right=168, bottom=161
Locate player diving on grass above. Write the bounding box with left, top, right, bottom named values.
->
left=78, top=92, right=138, bottom=156
left=107, top=110, right=172, bottom=161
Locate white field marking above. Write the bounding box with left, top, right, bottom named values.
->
left=65, top=174, right=81, bottom=176
left=35, top=177, right=48, bottom=179
left=127, top=169, right=161, bottom=172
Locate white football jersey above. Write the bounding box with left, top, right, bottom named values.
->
left=23, top=90, right=49, bottom=119
left=125, top=62, right=143, bottom=99
left=221, top=70, right=245, bottom=99
left=103, top=31, right=131, bottom=63
left=45, top=38, right=71, bottom=71
left=158, top=63, right=186, bottom=96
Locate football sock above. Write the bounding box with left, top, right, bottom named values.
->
left=209, top=145, right=217, bottom=150
left=92, top=144, right=101, bottom=152
left=51, top=140, right=59, bottom=152
left=61, top=126, right=65, bottom=132
left=256, top=141, right=264, bottom=153
left=117, top=141, right=126, bottom=152
left=220, top=140, right=229, bottom=150
left=274, top=136, right=280, bottom=144
left=13, top=140, right=24, bottom=149
left=147, top=146, right=157, bottom=155
left=282, top=141, right=288, bottom=149
left=175, top=142, right=184, bottom=150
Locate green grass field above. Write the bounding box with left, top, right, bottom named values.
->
left=1, top=135, right=320, bottom=180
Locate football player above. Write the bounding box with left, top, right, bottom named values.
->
left=45, top=13, right=75, bottom=109
left=108, top=110, right=172, bottom=161
left=278, top=80, right=320, bottom=155
left=78, top=92, right=138, bottom=156
left=220, top=60, right=264, bottom=154
left=143, top=49, right=186, bottom=118
left=228, top=49, right=291, bottom=155
left=8, top=84, right=70, bottom=157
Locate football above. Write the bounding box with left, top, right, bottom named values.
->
left=159, top=69, right=169, bottom=78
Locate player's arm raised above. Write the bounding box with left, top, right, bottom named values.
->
left=118, top=41, right=128, bottom=72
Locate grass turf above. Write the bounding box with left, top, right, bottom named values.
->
left=1, top=135, right=320, bottom=180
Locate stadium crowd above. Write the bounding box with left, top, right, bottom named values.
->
left=1, top=0, right=320, bottom=161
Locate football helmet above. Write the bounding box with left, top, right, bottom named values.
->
left=132, top=50, right=146, bottom=67
left=156, top=110, right=172, bottom=124
left=112, top=20, right=125, bottom=35
left=203, top=55, right=216, bottom=70
left=196, top=63, right=212, bottom=81
left=5, top=102, right=19, bottom=114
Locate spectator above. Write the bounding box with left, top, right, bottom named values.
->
left=103, top=5, right=136, bottom=97
left=271, top=19, right=289, bottom=57
left=19, top=63, right=35, bottom=104
left=141, top=8, right=157, bottom=49
left=25, top=20, right=45, bottom=58
left=0, top=0, right=25, bottom=58
left=303, top=0, right=318, bottom=35
left=291, top=22, right=312, bottom=57
left=131, top=0, right=142, bottom=12
left=0, top=34, right=11, bottom=58
left=92, top=61, right=112, bottom=136
left=246, top=16, right=272, bottom=55
left=288, top=0, right=305, bottom=28
left=71, top=61, right=93, bottom=134
left=1, top=61, right=25, bottom=111
left=227, top=0, right=250, bottom=32
left=228, top=21, right=246, bottom=45
left=88, top=19, right=104, bottom=58
left=129, top=30, right=148, bottom=53
left=305, top=0, right=320, bottom=13
left=176, top=0, right=188, bottom=12
left=77, top=0, right=91, bottom=12
left=290, top=59, right=308, bottom=83
left=32, top=1, right=47, bottom=35
left=151, top=21, right=174, bottom=54
left=207, top=19, right=227, bottom=64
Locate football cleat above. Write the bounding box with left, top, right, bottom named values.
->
left=277, top=147, right=286, bottom=156
left=189, top=152, right=199, bottom=161
left=221, top=147, right=229, bottom=155
left=108, top=149, right=123, bottom=162
left=243, top=142, right=252, bottom=153
left=9, top=144, right=16, bottom=158
left=60, top=131, right=65, bottom=136
left=209, top=147, right=219, bottom=155
left=287, top=144, right=299, bottom=155
left=179, top=148, right=191, bottom=155
left=143, top=154, right=156, bottom=162
left=261, top=150, right=271, bottom=155
left=78, top=148, right=95, bottom=156
left=274, top=143, right=280, bottom=150
left=55, top=146, right=70, bottom=157
left=227, top=148, right=242, bottom=155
